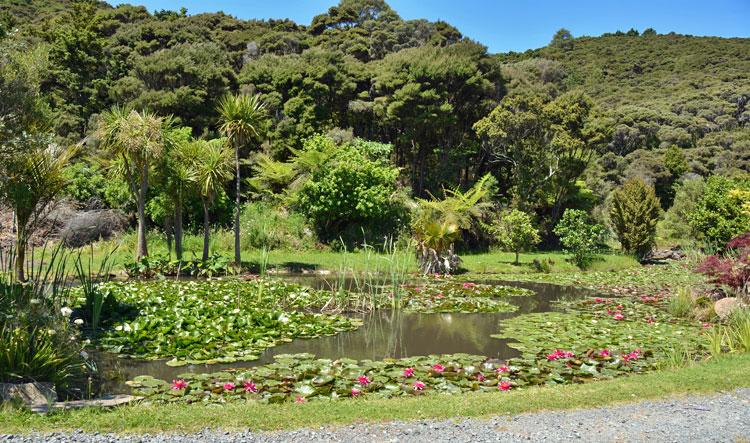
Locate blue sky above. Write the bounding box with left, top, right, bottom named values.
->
left=127, top=0, right=750, bottom=53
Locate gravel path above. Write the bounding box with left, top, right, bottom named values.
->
left=5, top=388, right=750, bottom=442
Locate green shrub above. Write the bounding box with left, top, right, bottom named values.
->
left=241, top=202, right=316, bottom=250
left=689, top=175, right=750, bottom=248
left=297, top=143, right=407, bottom=245
left=553, top=209, right=604, bottom=269
left=660, top=177, right=705, bottom=242
left=609, top=178, right=661, bottom=259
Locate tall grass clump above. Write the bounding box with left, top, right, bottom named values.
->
left=667, top=287, right=694, bottom=318
left=74, top=245, right=118, bottom=334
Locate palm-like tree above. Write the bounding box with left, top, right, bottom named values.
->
left=216, top=94, right=268, bottom=265
left=0, top=140, right=73, bottom=280
left=95, top=107, right=177, bottom=259
left=189, top=138, right=234, bottom=261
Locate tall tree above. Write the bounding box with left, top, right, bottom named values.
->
left=609, top=178, right=661, bottom=259
left=94, top=107, right=176, bottom=259
left=0, top=142, right=73, bottom=281
left=216, top=93, right=269, bottom=265
left=189, top=139, right=234, bottom=261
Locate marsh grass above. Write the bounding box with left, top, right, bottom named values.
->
left=667, top=287, right=694, bottom=318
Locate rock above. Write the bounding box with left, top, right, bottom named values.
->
left=714, top=297, right=740, bottom=320
left=0, top=382, right=56, bottom=407
left=59, top=209, right=129, bottom=247
left=643, top=246, right=686, bottom=263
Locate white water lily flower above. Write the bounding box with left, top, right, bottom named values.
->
left=232, top=308, right=241, bottom=315
left=123, top=323, right=131, bottom=332
left=74, top=318, right=84, bottom=326
left=115, top=325, right=123, bottom=331
left=61, top=307, right=73, bottom=317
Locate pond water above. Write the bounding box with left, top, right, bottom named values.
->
left=97, top=278, right=592, bottom=394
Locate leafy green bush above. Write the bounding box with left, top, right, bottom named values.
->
left=609, top=178, right=661, bottom=259
left=554, top=209, right=605, bottom=269
left=688, top=175, right=750, bottom=248
left=659, top=177, right=705, bottom=242
left=297, top=142, right=406, bottom=245
left=241, top=202, right=316, bottom=250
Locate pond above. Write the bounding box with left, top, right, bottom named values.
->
left=97, top=279, right=593, bottom=394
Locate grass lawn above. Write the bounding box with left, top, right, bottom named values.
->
left=2, top=353, right=748, bottom=434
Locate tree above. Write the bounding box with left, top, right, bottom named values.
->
left=158, top=127, right=194, bottom=260
left=0, top=141, right=73, bottom=281
left=550, top=28, right=573, bottom=50
left=94, top=107, right=176, bottom=259
left=609, top=178, right=661, bottom=259
left=189, top=139, right=234, bottom=261
left=554, top=209, right=604, bottom=269
left=490, top=209, right=540, bottom=264
left=474, top=91, right=607, bottom=235
left=216, top=93, right=269, bottom=265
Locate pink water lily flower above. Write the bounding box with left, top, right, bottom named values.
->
left=243, top=381, right=258, bottom=393
left=403, top=367, right=415, bottom=378
left=498, top=381, right=512, bottom=391
left=413, top=287, right=421, bottom=293
left=351, top=387, right=361, bottom=397
left=462, top=282, right=476, bottom=289
left=171, top=379, right=187, bottom=390
left=496, top=365, right=509, bottom=373
left=357, top=375, right=371, bottom=386
left=476, top=372, right=486, bottom=382
left=702, top=322, right=712, bottom=328
left=598, top=349, right=610, bottom=358
left=594, top=297, right=605, bottom=303
left=295, top=396, right=307, bottom=403
left=547, top=349, right=575, bottom=361
left=223, top=382, right=236, bottom=391
left=613, top=312, right=625, bottom=321
left=413, top=380, right=426, bottom=391
left=432, top=364, right=445, bottom=373
left=622, top=349, right=641, bottom=362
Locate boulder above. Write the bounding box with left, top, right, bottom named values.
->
left=59, top=209, right=129, bottom=247
left=714, top=297, right=740, bottom=320
left=0, top=382, right=56, bottom=407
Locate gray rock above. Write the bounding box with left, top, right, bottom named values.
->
left=0, top=382, right=56, bottom=407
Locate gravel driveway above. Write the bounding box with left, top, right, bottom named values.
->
left=6, top=388, right=750, bottom=442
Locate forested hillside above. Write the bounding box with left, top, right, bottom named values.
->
left=1, top=0, right=749, bottom=250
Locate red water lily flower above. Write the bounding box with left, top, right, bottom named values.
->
left=295, top=396, right=307, bottom=403
left=413, top=380, right=426, bottom=391
left=243, top=381, right=258, bottom=393
left=476, top=372, right=486, bottom=382
left=594, top=297, right=605, bottom=303
left=498, top=381, right=512, bottom=391
left=403, top=367, right=415, bottom=378
left=171, top=379, right=187, bottom=390
left=598, top=349, right=610, bottom=358
left=496, top=365, right=510, bottom=373
left=357, top=375, right=371, bottom=386
left=351, top=387, right=361, bottom=397
left=622, top=349, right=641, bottom=362
left=432, top=364, right=445, bottom=373
left=223, top=382, right=236, bottom=391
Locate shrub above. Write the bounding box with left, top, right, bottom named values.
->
left=553, top=209, right=604, bottom=269
left=297, top=143, right=406, bottom=245
left=697, top=233, right=750, bottom=299
left=489, top=209, right=541, bottom=264
left=241, top=202, right=316, bottom=250
left=609, top=178, right=661, bottom=259
left=660, top=177, right=704, bottom=241
left=689, top=175, right=750, bottom=248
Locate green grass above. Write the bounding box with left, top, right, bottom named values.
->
left=2, top=353, right=748, bottom=434
left=51, top=230, right=641, bottom=276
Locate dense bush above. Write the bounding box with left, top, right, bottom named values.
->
left=297, top=143, right=407, bottom=245
left=697, top=233, right=750, bottom=299
left=554, top=209, right=605, bottom=269
left=688, top=175, right=750, bottom=248
left=659, top=177, right=705, bottom=241
left=609, top=178, right=661, bottom=259
left=241, top=202, right=316, bottom=250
